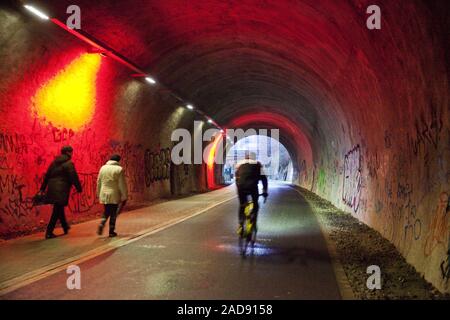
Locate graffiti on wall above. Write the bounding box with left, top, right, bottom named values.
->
left=342, top=145, right=362, bottom=213
left=424, top=192, right=450, bottom=257
left=367, top=150, right=380, bottom=179
left=403, top=201, right=422, bottom=242
left=144, top=148, right=171, bottom=187
left=0, top=132, right=30, bottom=156
left=108, top=140, right=145, bottom=196
left=407, top=107, right=443, bottom=157
left=317, top=168, right=326, bottom=193
left=0, top=118, right=165, bottom=236
left=0, top=173, right=34, bottom=224
left=389, top=179, right=422, bottom=248
left=68, top=173, right=98, bottom=214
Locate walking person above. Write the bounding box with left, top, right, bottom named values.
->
left=96, top=154, right=128, bottom=237
left=40, top=145, right=82, bottom=239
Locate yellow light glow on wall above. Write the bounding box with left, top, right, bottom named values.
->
left=32, top=54, right=101, bottom=131
left=207, top=133, right=223, bottom=189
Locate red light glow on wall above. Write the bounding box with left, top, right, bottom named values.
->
left=227, top=111, right=313, bottom=166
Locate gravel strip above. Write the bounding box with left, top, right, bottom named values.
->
left=297, top=187, right=450, bottom=300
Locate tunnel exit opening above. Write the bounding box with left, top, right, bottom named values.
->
left=223, top=135, right=294, bottom=184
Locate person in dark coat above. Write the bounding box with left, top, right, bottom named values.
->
left=40, top=145, right=82, bottom=239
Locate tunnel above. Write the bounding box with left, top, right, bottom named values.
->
left=223, top=134, right=295, bottom=183
left=0, top=0, right=449, bottom=297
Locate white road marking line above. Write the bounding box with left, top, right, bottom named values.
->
left=0, top=195, right=236, bottom=296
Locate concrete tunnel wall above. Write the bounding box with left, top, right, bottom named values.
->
left=0, top=4, right=210, bottom=239
left=0, top=0, right=449, bottom=292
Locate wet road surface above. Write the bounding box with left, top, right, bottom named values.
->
left=3, top=184, right=341, bottom=299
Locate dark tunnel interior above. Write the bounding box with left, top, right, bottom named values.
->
left=0, top=0, right=449, bottom=293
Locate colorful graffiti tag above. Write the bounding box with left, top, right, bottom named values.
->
left=342, top=145, right=362, bottom=213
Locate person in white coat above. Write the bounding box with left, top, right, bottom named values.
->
left=96, top=154, right=128, bottom=237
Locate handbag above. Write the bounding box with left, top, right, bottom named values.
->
left=32, top=191, right=48, bottom=206
left=32, top=158, right=64, bottom=207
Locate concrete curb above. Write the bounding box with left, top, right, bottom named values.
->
left=0, top=195, right=236, bottom=296
left=290, top=186, right=356, bottom=300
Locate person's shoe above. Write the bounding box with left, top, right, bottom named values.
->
left=97, top=225, right=104, bottom=235
left=45, top=233, right=56, bottom=239
left=109, top=231, right=117, bottom=237
left=63, top=226, right=71, bottom=235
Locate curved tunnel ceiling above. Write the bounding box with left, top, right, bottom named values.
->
left=30, top=0, right=368, bottom=158
left=30, top=0, right=448, bottom=167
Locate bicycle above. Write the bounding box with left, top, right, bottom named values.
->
left=238, top=194, right=267, bottom=256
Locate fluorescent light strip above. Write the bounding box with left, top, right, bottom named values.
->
left=145, top=76, right=156, bottom=85
left=23, top=5, right=223, bottom=129
left=24, top=4, right=50, bottom=20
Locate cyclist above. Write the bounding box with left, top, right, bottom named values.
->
left=235, top=151, right=268, bottom=237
